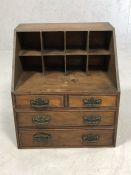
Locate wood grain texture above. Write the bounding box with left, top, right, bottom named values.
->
left=15, top=95, right=64, bottom=108
left=18, top=49, right=111, bottom=57
left=19, top=128, right=114, bottom=147
left=69, top=95, right=117, bottom=107
left=17, top=111, right=115, bottom=128
left=15, top=71, right=117, bottom=94
left=15, top=23, right=114, bottom=32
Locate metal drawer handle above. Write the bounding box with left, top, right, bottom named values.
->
left=30, top=98, right=49, bottom=108
left=32, top=115, right=50, bottom=125
left=82, top=134, right=100, bottom=143
left=83, top=115, right=101, bottom=124
left=33, top=133, right=51, bottom=142
left=83, top=97, right=102, bottom=107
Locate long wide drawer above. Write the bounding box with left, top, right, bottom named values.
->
left=69, top=95, right=117, bottom=108
left=19, top=129, right=114, bottom=147
left=15, top=95, right=64, bottom=108
left=17, top=111, right=115, bottom=127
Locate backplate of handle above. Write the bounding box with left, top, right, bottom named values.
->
left=30, top=98, right=49, bottom=108
left=32, top=115, right=50, bottom=125
left=33, top=133, right=51, bottom=142
left=83, top=115, right=101, bottom=124
left=82, top=134, right=100, bottom=143
left=83, top=97, right=102, bottom=107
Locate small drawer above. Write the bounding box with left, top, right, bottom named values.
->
left=19, top=129, right=114, bottom=147
left=15, top=95, right=64, bottom=108
left=17, top=111, right=115, bottom=128
left=69, top=95, right=117, bottom=108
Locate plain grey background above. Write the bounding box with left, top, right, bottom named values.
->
left=0, top=0, right=131, bottom=50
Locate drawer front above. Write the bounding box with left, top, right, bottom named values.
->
left=17, top=111, right=115, bottom=127
left=15, top=95, right=64, bottom=108
left=19, top=129, right=114, bottom=147
left=69, top=95, right=117, bottom=108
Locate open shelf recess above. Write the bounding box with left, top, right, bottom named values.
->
left=17, top=30, right=112, bottom=74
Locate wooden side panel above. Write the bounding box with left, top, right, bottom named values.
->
left=108, top=31, right=117, bottom=88
left=14, top=33, right=23, bottom=89
left=12, top=31, right=23, bottom=93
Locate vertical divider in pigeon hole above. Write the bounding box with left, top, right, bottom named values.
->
left=64, top=31, right=67, bottom=75
left=40, top=31, right=45, bottom=74
left=86, top=31, right=89, bottom=74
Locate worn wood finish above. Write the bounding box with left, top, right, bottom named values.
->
left=19, top=129, right=114, bottom=147
left=18, top=49, right=111, bottom=57
left=12, top=23, right=120, bottom=148
left=17, top=111, right=115, bottom=128
left=69, top=95, right=117, bottom=107
left=15, top=71, right=117, bottom=94
left=15, top=23, right=113, bottom=32
left=15, top=95, right=64, bottom=108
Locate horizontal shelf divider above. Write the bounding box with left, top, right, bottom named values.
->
left=43, top=50, right=65, bottom=56
left=19, top=49, right=111, bottom=56
left=42, top=50, right=88, bottom=56
left=89, top=49, right=111, bottom=55
left=65, top=49, right=87, bottom=55
left=19, top=50, right=41, bottom=56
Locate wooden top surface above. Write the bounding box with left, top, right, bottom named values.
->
left=15, top=23, right=114, bottom=32
left=15, top=71, right=117, bottom=94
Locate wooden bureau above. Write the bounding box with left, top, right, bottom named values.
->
left=11, top=23, right=120, bottom=148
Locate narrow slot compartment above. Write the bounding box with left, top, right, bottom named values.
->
left=66, top=31, right=87, bottom=50
left=88, top=55, right=110, bottom=71
left=89, top=31, right=112, bottom=50
left=44, top=56, right=65, bottom=72
left=20, top=56, right=42, bottom=72
left=42, top=32, right=64, bottom=50
left=66, top=55, right=87, bottom=72
left=17, top=32, right=41, bottom=51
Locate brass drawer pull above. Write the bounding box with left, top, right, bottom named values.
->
left=32, top=115, right=50, bottom=125
left=30, top=98, right=49, bottom=108
left=82, top=134, right=100, bottom=143
left=83, top=115, right=101, bottom=124
left=83, top=97, right=102, bottom=107
left=33, top=133, right=51, bottom=142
